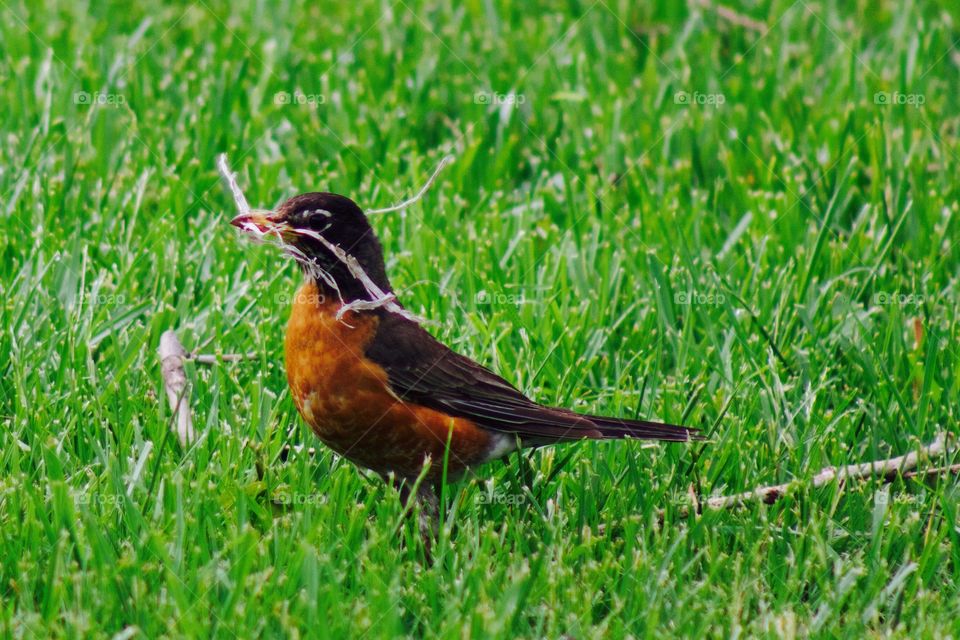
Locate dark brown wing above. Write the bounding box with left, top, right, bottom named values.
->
left=365, top=311, right=599, bottom=445
left=365, top=313, right=699, bottom=445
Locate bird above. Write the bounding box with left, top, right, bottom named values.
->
left=231, top=192, right=700, bottom=541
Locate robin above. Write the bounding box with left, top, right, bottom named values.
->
left=231, top=192, right=700, bottom=537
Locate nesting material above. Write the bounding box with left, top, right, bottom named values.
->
left=218, top=153, right=452, bottom=324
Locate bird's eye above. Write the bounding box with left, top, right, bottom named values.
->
left=295, top=208, right=333, bottom=225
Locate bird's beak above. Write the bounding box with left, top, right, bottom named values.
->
left=230, top=209, right=292, bottom=238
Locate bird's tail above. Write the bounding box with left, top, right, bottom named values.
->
left=581, top=413, right=704, bottom=442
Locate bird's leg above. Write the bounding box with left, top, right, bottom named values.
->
left=414, top=482, right=439, bottom=542
left=389, top=475, right=439, bottom=558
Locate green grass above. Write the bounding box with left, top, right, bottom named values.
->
left=2, top=0, right=960, bottom=636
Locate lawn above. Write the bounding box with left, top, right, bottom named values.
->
left=2, top=0, right=959, bottom=637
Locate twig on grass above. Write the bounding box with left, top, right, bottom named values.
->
left=677, top=432, right=954, bottom=517
left=156, top=337, right=269, bottom=447
left=902, top=463, right=960, bottom=481
left=691, top=0, right=766, bottom=33
left=158, top=330, right=196, bottom=447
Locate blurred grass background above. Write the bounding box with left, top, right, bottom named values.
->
left=1, top=0, right=959, bottom=637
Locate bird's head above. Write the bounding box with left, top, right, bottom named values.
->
left=231, top=192, right=392, bottom=303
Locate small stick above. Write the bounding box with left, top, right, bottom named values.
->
left=158, top=330, right=196, bottom=447
left=713, top=5, right=766, bottom=32
left=691, top=0, right=766, bottom=33
left=901, top=463, right=960, bottom=482
left=681, top=432, right=953, bottom=515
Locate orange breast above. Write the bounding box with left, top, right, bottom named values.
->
left=284, top=282, right=495, bottom=481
